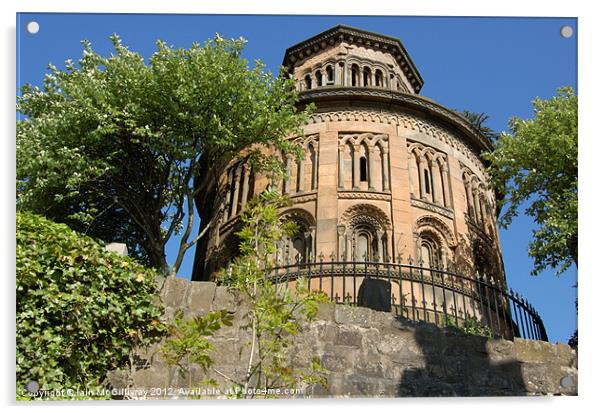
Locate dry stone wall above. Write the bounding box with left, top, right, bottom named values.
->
left=107, top=277, right=577, bottom=398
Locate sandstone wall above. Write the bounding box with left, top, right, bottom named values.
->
left=108, top=277, right=577, bottom=398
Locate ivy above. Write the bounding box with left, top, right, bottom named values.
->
left=16, top=212, right=165, bottom=400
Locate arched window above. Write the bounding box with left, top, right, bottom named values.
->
left=315, top=71, right=322, bottom=87
left=363, top=67, right=371, bottom=86
left=292, top=236, right=306, bottom=263
left=326, top=65, right=334, bottom=84
left=304, top=75, right=312, bottom=90
left=474, top=242, right=495, bottom=278
left=356, top=232, right=369, bottom=261
left=375, top=70, right=383, bottom=87
left=279, top=212, right=315, bottom=264
left=419, top=238, right=440, bottom=269
left=351, top=65, right=359, bottom=86
left=360, top=156, right=368, bottom=182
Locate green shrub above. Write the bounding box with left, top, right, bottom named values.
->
left=16, top=212, right=164, bottom=399
left=442, top=315, right=493, bottom=338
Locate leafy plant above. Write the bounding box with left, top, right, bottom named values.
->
left=160, top=309, right=233, bottom=389
left=442, top=315, right=493, bottom=338
left=483, top=87, right=577, bottom=275
left=457, top=110, right=499, bottom=145
left=17, top=34, right=311, bottom=277
left=217, top=188, right=329, bottom=397
left=16, top=212, right=165, bottom=400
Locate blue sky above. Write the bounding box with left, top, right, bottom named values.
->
left=16, top=13, right=577, bottom=343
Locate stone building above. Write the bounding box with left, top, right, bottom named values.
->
left=191, top=25, right=544, bottom=339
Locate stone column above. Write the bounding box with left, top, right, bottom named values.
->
left=284, top=155, right=292, bottom=194
left=353, top=144, right=360, bottom=189
left=345, top=62, right=351, bottom=87
left=240, top=165, right=250, bottom=208
left=386, top=229, right=393, bottom=262
left=473, top=188, right=482, bottom=225
left=222, top=169, right=232, bottom=222
left=297, top=153, right=305, bottom=193
left=368, top=146, right=376, bottom=190
left=376, top=230, right=384, bottom=262
left=337, top=226, right=346, bottom=260
left=312, top=148, right=318, bottom=190
left=418, top=156, right=428, bottom=200
left=382, top=147, right=390, bottom=191
left=310, top=226, right=317, bottom=260
left=431, top=161, right=443, bottom=205
left=230, top=165, right=241, bottom=218
left=480, top=196, right=488, bottom=229
left=441, top=164, right=451, bottom=207
left=345, top=230, right=353, bottom=261
left=338, top=144, right=345, bottom=188
left=408, top=153, right=417, bottom=197
left=304, top=231, right=312, bottom=262
left=465, top=180, right=474, bottom=218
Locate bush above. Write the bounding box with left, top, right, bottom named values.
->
left=16, top=212, right=164, bottom=399
left=442, top=315, right=493, bottom=338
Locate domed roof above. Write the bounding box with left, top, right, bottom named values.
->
left=282, top=25, right=424, bottom=93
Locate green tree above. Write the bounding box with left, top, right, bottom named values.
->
left=220, top=188, right=328, bottom=397
left=484, top=87, right=577, bottom=275
left=156, top=189, right=328, bottom=398
left=161, top=309, right=233, bottom=390
left=16, top=212, right=164, bottom=399
left=17, top=34, right=309, bottom=276
left=458, top=110, right=499, bottom=144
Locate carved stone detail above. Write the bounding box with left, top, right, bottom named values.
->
left=340, top=203, right=392, bottom=230
left=306, top=102, right=489, bottom=177
left=415, top=214, right=457, bottom=247
left=410, top=197, right=455, bottom=220
left=338, top=191, right=391, bottom=201
left=289, top=192, right=317, bottom=203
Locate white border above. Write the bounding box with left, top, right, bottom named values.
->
left=3, top=1, right=599, bottom=413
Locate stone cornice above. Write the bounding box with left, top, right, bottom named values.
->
left=307, top=108, right=489, bottom=179
left=282, top=25, right=423, bottom=93
left=410, top=197, right=455, bottom=220
left=298, top=87, right=493, bottom=154
left=338, top=190, right=392, bottom=201
left=289, top=191, right=318, bottom=203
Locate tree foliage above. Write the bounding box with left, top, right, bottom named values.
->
left=17, top=34, right=310, bottom=276
left=458, top=110, right=499, bottom=145
left=161, top=309, right=233, bottom=389
left=484, top=87, right=577, bottom=275
left=154, top=189, right=328, bottom=398
left=16, top=212, right=165, bottom=399
left=219, top=188, right=328, bottom=397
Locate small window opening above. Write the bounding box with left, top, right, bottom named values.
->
left=304, top=75, right=312, bottom=90
left=360, top=156, right=368, bottom=182
left=316, top=71, right=322, bottom=87
left=326, top=66, right=334, bottom=84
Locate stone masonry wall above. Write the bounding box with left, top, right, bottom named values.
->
left=108, top=277, right=577, bottom=398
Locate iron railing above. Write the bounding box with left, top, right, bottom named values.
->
left=266, top=255, right=548, bottom=342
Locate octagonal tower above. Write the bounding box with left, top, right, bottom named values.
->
left=192, top=26, right=547, bottom=341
